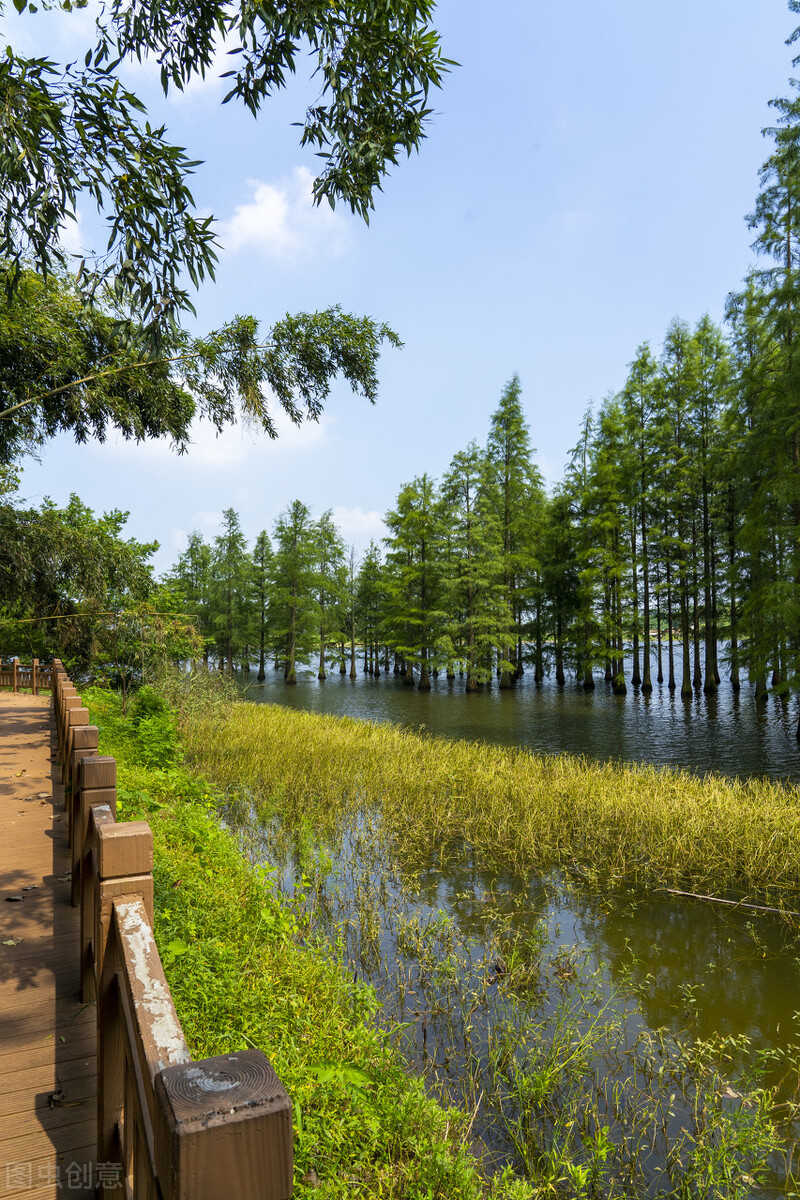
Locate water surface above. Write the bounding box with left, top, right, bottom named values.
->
left=239, top=662, right=800, bottom=782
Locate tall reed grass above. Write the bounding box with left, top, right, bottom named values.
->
left=179, top=698, right=800, bottom=904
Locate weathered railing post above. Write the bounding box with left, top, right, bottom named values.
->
left=32, top=657, right=39, bottom=695
left=93, top=830, right=158, bottom=1193
left=154, top=1052, right=293, bottom=1200
left=83, top=807, right=153, bottom=1001
left=58, top=688, right=79, bottom=757
left=12, top=656, right=19, bottom=692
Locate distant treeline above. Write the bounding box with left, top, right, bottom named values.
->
left=165, top=302, right=798, bottom=706
left=162, top=70, right=800, bottom=705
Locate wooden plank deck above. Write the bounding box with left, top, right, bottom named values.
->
left=0, top=694, right=96, bottom=1200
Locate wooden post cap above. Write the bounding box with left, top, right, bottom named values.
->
left=79, top=756, right=117, bottom=790
left=72, top=726, right=100, bottom=750
left=67, top=706, right=90, bottom=726
left=97, top=820, right=153, bottom=880
left=154, top=1050, right=293, bottom=1200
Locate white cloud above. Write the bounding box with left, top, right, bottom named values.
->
left=221, top=168, right=349, bottom=260
left=170, top=527, right=190, bottom=552
left=267, top=407, right=332, bottom=447
left=169, top=511, right=224, bottom=552
left=90, top=400, right=333, bottom=472
left=59, top=210, right=85, bottom=258
left=190, top=510, right=225, bottom=537
left=332, top=506, right=386, bottom=550
left=2, top=1, right=100, bottom=56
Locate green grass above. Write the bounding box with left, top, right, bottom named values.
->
left=84, top=686, right=524, bottom=1199
left=173, top=692, right=800, bottom=906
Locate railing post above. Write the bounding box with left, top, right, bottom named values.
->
left=12, top=656, right=19, bottom=692
left=68, top=726, right=100, bottom=840
left=63, top=705, right=90, bottom=787
left=83, top=811, right=152, bottom=1001
left=95, top=833, right=157, bottom=1181
left=154, top=1051, right=293, bottom=1200
left=57, top=691, right=78, bottom=753
left=32, top=657, right=39, bottom=695
left=72, top=755, right=117, bottom=908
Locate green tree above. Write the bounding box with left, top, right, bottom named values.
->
left=313, top=511, right=347, bottom=681
left=439, top=443, right=510, bottom=691
left=584, top=397, right=632, bottom=695
left=271, top=500, right=319, bottom=685
left=659, top=318, right=698, bottom=699
left=0, top=491, right=156, bottom=676
left=620, top=345, right=660, bottom=693
left=563, top=406, right=600, bottom=689
left=355, top=542, right=386, bottom=678
left=210, top=508, right=250, bottom=672
left=250, top=530, right=273, bottom=682
left=485, top=374, right=545, bottom=687
left=2, top=3, right=451, bottom=330
left=688, top=315, right=730, bottom=693
left=0, top=268, right=403, bottom=464
left=169, top=531, right=213, bottom=663
left=383, top=473, right=443, bottom=689
left=743, top=66, right=800, bottom=705
left=539, top=489, right=581, bottom=685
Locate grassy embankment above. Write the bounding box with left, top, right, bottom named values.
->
left=179, top=694, right=800, bottom=906
left=84, top=685, right=523, bottom=1200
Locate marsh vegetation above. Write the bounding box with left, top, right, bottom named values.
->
left=155, top=683, right=800, bottom=1198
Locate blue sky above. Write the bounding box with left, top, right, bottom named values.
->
left=6, top=0, right=794, bottom=573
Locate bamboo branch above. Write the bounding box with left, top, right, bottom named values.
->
left=656, top=887, right=800, bottom=918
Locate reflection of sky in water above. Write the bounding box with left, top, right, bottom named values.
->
left=239, top=661, right=800, bottom=783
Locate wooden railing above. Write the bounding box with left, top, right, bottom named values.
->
left=0, top=656, right=53, bottom=692
left=52, top=660, right=293, bottom=1199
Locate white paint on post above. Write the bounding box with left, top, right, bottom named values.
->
left=115, top=899, right=192, bottom=1073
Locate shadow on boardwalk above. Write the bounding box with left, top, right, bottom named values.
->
left=0, top=694, right=96, bottom=1200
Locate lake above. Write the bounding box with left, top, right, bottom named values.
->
left=238, top=659, right=800, bottom=783
left=233, top=658, right=800, bottom=1192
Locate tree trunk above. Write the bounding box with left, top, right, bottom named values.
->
left=534, top=596, right=544, bottom=681
left=286, top=598, right=297, bottom=684
left=555, top=614, right=565, bottom=685
left=630, top=511, right=641, bottom=688
left=418, top=644, right=431, bottom=690
left=666, top=558, right=676, bottom=692
left=641, top=504, right=652, bottom=693
left=678, top=545, right=692, bottom=698
left=691, top=561, right=702, bottom=690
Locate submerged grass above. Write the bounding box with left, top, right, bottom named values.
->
left=175, top=693, right=800, bottom=905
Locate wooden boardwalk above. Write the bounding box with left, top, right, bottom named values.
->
left=0, top=694, right=96, bottom=1200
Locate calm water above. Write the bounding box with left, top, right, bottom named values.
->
left=239, top=660, right=800, bottom=783
left=235, top=659, right=800, bottom=1190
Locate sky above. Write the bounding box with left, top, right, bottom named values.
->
left=5, top=1, right=796, bottom=574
